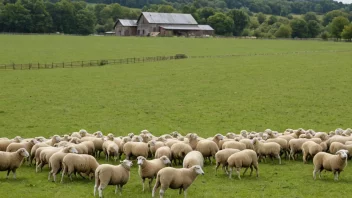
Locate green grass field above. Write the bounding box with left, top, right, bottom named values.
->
left=0, top=35, right=352, bottom=198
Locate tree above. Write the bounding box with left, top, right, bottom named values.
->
left=330, top=16, right=350, bottom=39
left=195, top=7, right=215, bottom=23
left=207, top=12, right=233, bottom=35
left=268, top=15, right=278, bottom=25
left=304, top=12, right=319, bottom=22
left=341, top=24, right=352, bottom=41
left=274, top=24, right=292, bottom=38
left=290, top=18, right=308, bottom=38
left=257, top=12, right=266, bottom=24
left=53, top=0, right=76, bottom=34
left=21, top=0, right=53, bottom=33
left=76, top=8, right=96, bottom=35
left=157, top=5, right=176, bottom=13
left=307, top=20, right=321, bottom=38
left=0, top=2, right=32, bottom=32
left=228, top=9, right=249, bottom=36
left=323, top=10, right=349, bottom=26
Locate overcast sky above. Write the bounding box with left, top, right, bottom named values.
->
left=334, top=0, right=352, bottom=4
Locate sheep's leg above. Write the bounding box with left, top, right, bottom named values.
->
left=313, top=169, right=318, bottom=180
left=12, top=170, right=16, bottom=179
left=179, top=188, right=182, bottom=195
left=254, top=164, right=259, bottom=178
left=228, top=167, right=233, bottom=179
left=215, top=162, right=220, bottom=176
left=334, top=171, right=339, bottom=181
left=236, top=167, right=241, bottom=180
left=115, top=185, right=118, bottom=194
left=249, top=166, right=254, bottom=176
left=6, top=170, right=10, bottom=179
left=159, top=185, right=168, bottom=198
left=98, top=185, right=105, bottom=198
left=48, top=172, right=51, bottom=181
left=142, top=178, right=145, bottom=192
left=224, top=165, right=229, bottom=175
left=60, top=166, right=66, bottom=183
left=277, top=154, right=281, bottom=165
left=183, top=188, right=187, bottom=198
left=152, top=177, right=160, bottom=198
left=149, top=178, right=154, bottom=191
left=302, top=151, right=307, bottom=164
left=243, top=167, right=249, bottom=176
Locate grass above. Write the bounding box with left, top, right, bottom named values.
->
left=0, top=35, right=351, bottom=197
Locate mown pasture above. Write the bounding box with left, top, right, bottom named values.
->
left=0, top=35, right=351, bottom=198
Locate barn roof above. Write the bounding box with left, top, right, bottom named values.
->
left=160, top=25, right=214, bottom=31
left=113, top=19, right=137, bottom=29
left=138, top=12, right=198, bottom=25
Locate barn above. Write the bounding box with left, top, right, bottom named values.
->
left=114, top=12, right=214, bottom=37
left=114, top=19, right=137, bottom=36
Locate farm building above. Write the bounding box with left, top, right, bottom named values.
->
left=114, top=19, right=137, bottom=36
left=114, top=12, right=214, bottom=37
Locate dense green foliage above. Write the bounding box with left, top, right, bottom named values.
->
left=1, top=36, right=352, bottom=197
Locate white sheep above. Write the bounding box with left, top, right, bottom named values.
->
left=221, top=141, right=246, bottom=150
left=0, top=148, right=29, bottom=179
left=171, top=142, right=192, bottom=165
left=253, top=138, right=281, bottom=164
left=313, top=149, right=349, bottom=180
left=6, top=139, right=38, bottom=153
left=195, top=140, right=219, bottom=164
left=183, top=151, right=204, bottom=168
left=227, top=149, right=259, bottom=180
left=29, top=142, right=50, bottom=165
left=301, top=141, right=323, bottom=163
left=152, top=165, right=204, bottom=198
left=48, top=146, right=78, bottom=182
left=288, top=138, right=321, bottom=160
left=155, top=146, right=172, bottom=160
left=123, top=142, right=149, bottom=160
left=215, top=149, right=240, bottom=175
left=137, top=155, right=171, bottom=191
left=148, top=140, right=165, bottom=157
left=102, top=139, right=119, bottom=161
left=0, top=136, right=23, bottom=151
left=94, top=160, right=133, bottom=197
left=329, top=142, right=352, bottom=158
left=61, top=153, right=99, bottom=183
left=44, top=135, right=61, bottom=146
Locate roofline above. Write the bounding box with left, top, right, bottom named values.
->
left=136, top=12, right=198, bottom=25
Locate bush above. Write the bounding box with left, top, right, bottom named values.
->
left=320, top=31, right=330, bottom=40
left=99, top=60, right=108, bottom=66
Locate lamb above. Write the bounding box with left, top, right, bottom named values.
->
left=0, top=148, right=29, bottom=179
left=94, top=160, right=133, bottom=197
left=329, top=142, right=352, bottom=158
left=155, top=146, right=172, bottom=160
left=227, top=149, right=259, bottom=180
left=313, top=149, right=348, bottom=180
left=301, top=141, right=323, bottom=163
left=195, top=140, right=219, bottom=165
left=171, top=142, right=192, bottom=165
left=215, top=149, right=240, bottom=175
left=152, top=165, right=204, bottom=198
left=48, top=146, right=78, bottom=182
left=183, top=151, right=204, bottom=168
left=123, top=142, right=149, bottom=160
left=0, top=136, right=22, bottom=151
left=61, top=153, right=99, bottom=183
left=252, top=138, right=281, bottom=164
left=221, top=141, right=246, bottom=150
left=137, top=156, right=171, bottom=191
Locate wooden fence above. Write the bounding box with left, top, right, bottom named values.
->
left=0, top=55, right=187, bottom=70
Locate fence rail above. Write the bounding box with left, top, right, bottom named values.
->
left=0, top=55, right=187, bottom=70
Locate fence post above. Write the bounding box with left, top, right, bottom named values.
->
left=81, top=61, right=83, bottom=67
left=52, top=62, right=53, bottom=68
left=21, top=64, right=22, bottom=70
left=29, top=63, right=31, bottom=70
left=134, top=58, right=136, bottom=63
left=12, top=63, right=15, bottom=70
left=63, top=62, right=64, bottom=68
left=38, top=63, right=39, bottom=69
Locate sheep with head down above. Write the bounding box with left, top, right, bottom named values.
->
left=94, top=159, right=133, bottom=197
left=252, top=138, right=281, bottom=164
left=227, top=149, right=259, bottom=180
left=152, top=165, right=204, bottom=198
left=171, top=142, right=192, bottom=165
left=137, top=155, right=171, bottom=191
left=0, top=148, right=29, bottom=179
left=61, top=153, right=99, bottom=183
left=301, top=141, right=323, bottom=163
left=0, top=136, right=22, bottom=151
left=155, top=146, right=172, bottom=160
left=183, top=151, right=204, bottom=168
left=215, top=148, right=240, bottom=175
left=48, top=146, right=78, bottom=182
left=313, top=149, right=348, bottom=181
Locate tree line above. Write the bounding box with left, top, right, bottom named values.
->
left=0, top=0, right=351, bottom=40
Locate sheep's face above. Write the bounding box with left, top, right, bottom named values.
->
left=262, top=134, right=268, bottom=140
left=94, top=131, right=103, bottom=138
left=69, top=147, right=78, bottom=154
left=252, top=138, right=258, bottom=145
left=54, top=135, right=61, bottom=142
left=192, top=165, right=204, bottom=175
left=18, top=148, right=29, bottom=157
left=141, top=129, right=150, bottom=134
left=226, top=133, right=235, bottom=139
left=79, top=129, right=87, bottom=137
left=215, top=134, right=223, bottom=141
left=137, top=157, right=146, bottom=165
left=122, top=160, right=133, bottom=167
left=336, top=150, right=348, bottom=159
left=31, top=139, right=39, bottom=145
left=160, top=156, right=171, bottom=165
left=264, top=129, right=272, bottom=134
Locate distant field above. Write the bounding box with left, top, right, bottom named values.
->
left=0, top=36, right=351, bottom=198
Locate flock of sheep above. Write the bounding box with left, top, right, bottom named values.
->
left=0, top=128, right=351, bottom=198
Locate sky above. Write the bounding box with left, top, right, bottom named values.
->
left=334, top=0, right=352, bottom=4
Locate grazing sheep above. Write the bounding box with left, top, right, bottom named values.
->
left=152, top=165, right=204, bottom=198
left=266, top=138, right=289, bottom=159
left=211, top=134, right=224, bottom=148
left=329, top=142, right=352, bottom=158
left=227, top=149, right=259, bottom=180
left=183, top=151, right=204, bottom=168
left=29, top=142, right=50, bottom=165
left=327, top=135, right=352, bottom=146
left=61, top=153, right=99, bottom=183
left=80, top=141, right=95, bottom=156
left=48, top=146, right=78, bottom=182
left=36, top=147, right=61, bottom=173
left=0, top=148, right=29, bottom=179
left=137, top=156, right=171, bottom=191
left=313, top=150, right=348, bottom=181
left=81, top=137, right=104, bottom=158
left=94, top=160, right=133, bottom=197
left=221, top=141, right=246, bottom=150
left=148, top=140, right=165, bottom=157
left=314, top=132, right=329, bottom=141
left=239, top=139, right=254, bottom=150
left=44, top=135, right=61, bottom=146
left=187, top=133, right=198, bottom=150
left=253, top=138, right=281, bottom=164
left=70, top=131, right=81, bottom=138
left=215, top=149, right=240, bottom=175
left=0, top=136, right=22, bottom=151
left=6, top=139, right=38, bottom=153
left=196, top=140, right=219, bottom=164
left=165, top=139, right=180, bottom=148
left=302, top=141, right=323, bottom=163
left=171, top=142, right=192, bottom=165
left=123, top=142, right=149, bottom=160
left=155, top=146, right=172, bottom=160
left=289, top=138, right=316, bottom=160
